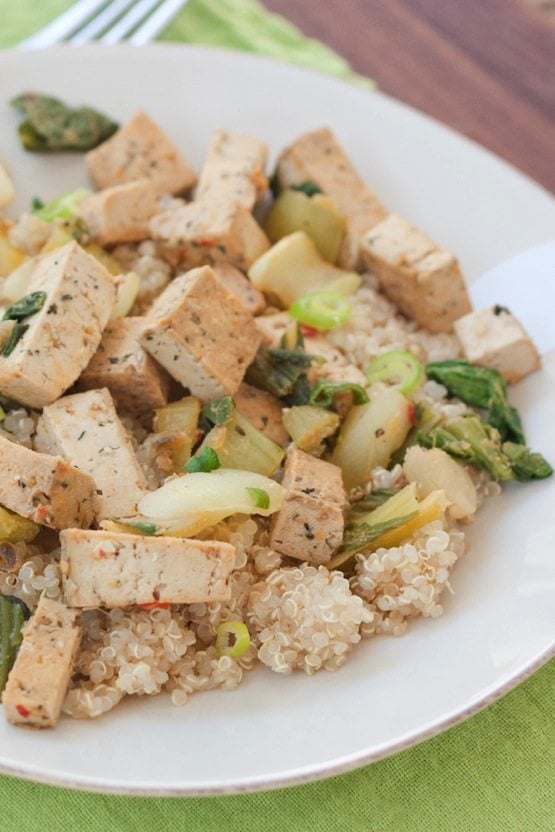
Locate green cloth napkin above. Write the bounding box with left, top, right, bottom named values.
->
left=0, top=1, right=554, bottom=829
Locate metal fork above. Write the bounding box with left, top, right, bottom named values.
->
left=19, top=0, right=189, bottom=49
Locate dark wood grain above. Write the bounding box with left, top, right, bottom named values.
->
left=264, top=0, right=555, bottom=192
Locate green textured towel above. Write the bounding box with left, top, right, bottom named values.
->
left=0, top=2, right=554, bottom=830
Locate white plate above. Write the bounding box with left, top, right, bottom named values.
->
left=0, top=44, right=554, bottom=796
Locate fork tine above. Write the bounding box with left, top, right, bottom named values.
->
left=100, top=0, right=162, bottom=45
left=128, top=0, right=189, bottom=45
left=18, top=0, right=108, bottom=49
left=70, top=0, right=138, bottom=45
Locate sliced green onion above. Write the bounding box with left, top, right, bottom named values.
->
left=245, top=487, right=270, bottom=509
left=185, top=447, right=221, bottom=473
left=215, top=620, right=251, bottom=658
left=32, top=187, right=91, bottom=222
left=289, top=291, right=351, bottom=330
left=366, top=350, right=424, bottom=394
left=309, top=379, right=369, bottom=409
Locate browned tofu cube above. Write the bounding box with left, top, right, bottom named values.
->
left=270, top=449, right=345, bottom=564
left=60, top=529, right=236, bottom=607
left=85, top=110, right=197, bottom=195
left=35, top=388, right=147, bottom=521
left=78, top=180, right=160, bottom=245
left=454, top=306, right=540, bottom=383
left=276, top=127, right=387, bottom=268
left=234, top=383, right=288, bottom=446
left=212, top=263, right=266, bottom=315
left=361, top=214, right=472, bottom=333
left=0, top=435, right=96, bottom=529
left=2, top=596, right=81, bottom=728
left=0, top=241, right=116, bottom=408
left=150, top=199, right=270, bottom=271
left=79, top=317, right=171, bottom=413
left=141, top=266, right=261, bottom=401
left=195, top=128, right=268, bottom=211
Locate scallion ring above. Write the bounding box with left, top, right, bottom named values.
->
left=289, top=291, right=351, bottom=330
left=366, top=350, right=424, bottom=394
left=215, top=620, right=251, bottom=658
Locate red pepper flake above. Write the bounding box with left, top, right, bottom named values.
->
left=36, top=506, right=47, bottom=518
left=300, top=324, right=319, bottom=338
left=407, top=402, right=416, bottom=425
left=197, top=237, right=215, bottom=247
left=137, top=602, right=170, bottom=611
left=16, top=704, right=30, bottom=718
left=97, top=548, right=106, bottom=558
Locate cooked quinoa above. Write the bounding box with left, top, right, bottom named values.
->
left=0, top=116, right=548, bottom=729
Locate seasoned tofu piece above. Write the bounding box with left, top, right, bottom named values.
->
left=60, top=529, right=236, bottom=607
left=213, top=263, right=266, bottom=315
left=0, top=435, right=96, bottom=529
left=361, top=214, right=472, bottom=333
left=141, top=266, right=261, bottom=401
left=35, top=388, right=147, bottom=521
left=270, top=449, right=345, bottom=564
left=234, top=383, right=288, bottom=446
left=79, top=317, right=171, bottom=413
left=195, top=128, right=268, bottom=211
left=2, top=596, right=81, bottom=728
left=85, top=110, right=197, bottom=195
left=0, top=241, right=116, bottom=408
left=150, top=199, right=270, bottom=271
left=78, top=180, right=159, bottom=245
left=276, top=127, right=387, bottom=268
left=454, top=305, right=540, bottom=383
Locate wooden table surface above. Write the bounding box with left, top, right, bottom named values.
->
left=264, top=0, right=555, bottom=194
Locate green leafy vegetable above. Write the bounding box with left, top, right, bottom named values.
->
left=341, top=512, right=418, bottom=557
left=290, top=181, right=323, bottom=197
left=185, top=447, right=221, bottom=473
left=2, top=323, right=28, bottom=357
left=417, top=414, right=552, bottom=482
left=33, top=188, right=91, bottom=222
left=0, top=595, right=30, bottom=693
left=308, top=379, right=369, bottom=409
left=31, top=196, right=44, bottom=211
left=502, top=442, right=553, bottom=481
left=348, top=489, right=399, bottom=515
left=246, top=345, right=319, bottom=398
left=245, top=487, right=270, bottom=509
left=11, top=92, right=119, bottom=152
left=201, top=396, right=235, bottom=428
left=426, top=360, right=525, bottom=444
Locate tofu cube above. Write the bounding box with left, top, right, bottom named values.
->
left=2, top=596, right=81, bottom=728
left=0, top=241, right=116, bottom=408
left=270, top=449, right=345, bottom=564
left=150, top=199, right=270, bottom=271
left=276, top=127, right=387, bottom=268
left=60, top=529, right=236, bottom=607
left=361, top=214, right=472, bottom=333
left=234, top=382, right=288, bottom=446
left=195, top=128, right=268, bottom=211
left=85, top=110, right=197, bottom=195
left=212, top=263, right=266, bottom=315
left=79, top=317, right=171, bottom=413
left=35, top=388, right=147, bottom=521
left=78, top=180, right=160, bottom=245
left=141, top=266, right=261, bottom=401
left=0, top=435, right=96, bottom=529
left=454, top=305, right=540, bottom=383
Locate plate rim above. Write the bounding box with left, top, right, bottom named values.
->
left=0, top=41, right=553, bottom=796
